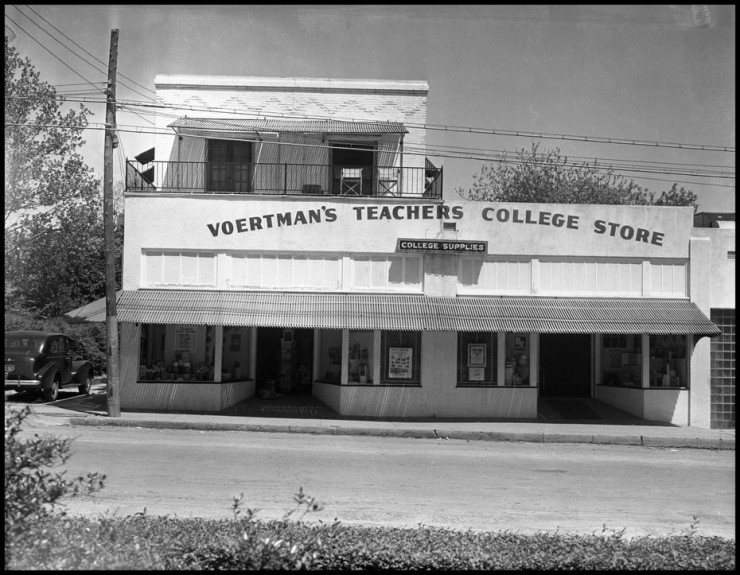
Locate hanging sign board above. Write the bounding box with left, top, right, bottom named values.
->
left=396, top=238, right=488, bottom=253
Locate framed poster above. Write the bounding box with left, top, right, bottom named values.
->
left=175, top=326, right=197, bottom=352
left=514, top=335, right=527, bottom=351
left=388, top=347, right=412, bottom=379
left=469, top=367, right=485, bottom=382
left=468, top=344, right=486, bottom=366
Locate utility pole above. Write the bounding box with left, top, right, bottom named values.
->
left=104, top=29, right=120, bottom=417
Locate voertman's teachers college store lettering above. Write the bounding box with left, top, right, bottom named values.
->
left=206, top=204, right=665, bottom=246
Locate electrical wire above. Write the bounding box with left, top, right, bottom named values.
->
left=18, top=4, right=159, bottom=102
left=4, top=14, right=104, bottom=94
left=6, top=121, right=735, bottom=189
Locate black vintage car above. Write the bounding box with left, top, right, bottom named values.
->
left=4, top=331, right=94, bottom=402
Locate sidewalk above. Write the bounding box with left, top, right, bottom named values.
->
left=10, top=383, right=734, bottom=450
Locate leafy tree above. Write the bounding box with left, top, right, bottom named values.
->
left=5, top=35, right=123, bottom=316
left=456, top=144, right=698, bottom=209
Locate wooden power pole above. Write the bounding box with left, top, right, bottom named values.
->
left=104, top=29, right=121, bottom=417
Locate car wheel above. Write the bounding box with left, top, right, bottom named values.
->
left=78, top=374, right=92, bottom=395
left=43, top=377, right=60, bottom=402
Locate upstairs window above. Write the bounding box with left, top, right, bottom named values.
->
left=207, top=139, right=252, bottom=193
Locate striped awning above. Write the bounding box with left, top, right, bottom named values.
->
left=114, top=290, right=721, bottom=336
left=169, top=117, right=408, bottom=135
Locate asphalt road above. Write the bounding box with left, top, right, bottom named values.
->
left=15, top=419, right=735, bottom=539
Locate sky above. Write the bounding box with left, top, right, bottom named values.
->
left=5, top=4, right=736, bottom=213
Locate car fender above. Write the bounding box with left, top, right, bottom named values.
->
left=72, top=360, right=94, bottom=383
left=36, top=363, right=60, bottom=388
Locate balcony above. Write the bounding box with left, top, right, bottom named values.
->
left=126, top=160, right=443, bottom=200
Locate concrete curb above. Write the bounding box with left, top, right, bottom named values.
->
left=67, top=416, right=732, bottom=450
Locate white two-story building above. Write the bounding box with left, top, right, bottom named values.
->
left=107, top=74, right=734, bottom=428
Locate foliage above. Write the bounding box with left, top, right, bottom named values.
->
left=4, top=407, right=106, bottom=568
left=4, top=294, right=108, bottom=373
left=5, top=35, right=123, bottom=317
left=6, top=501, right=735, bottom=570
left=456, top=143, right=698, bottom=209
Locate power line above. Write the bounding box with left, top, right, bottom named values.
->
left=7, top=90, right=735, bottom=156
left=6, top=121, right=735, bottom=188
left=19, top=4, right=158, bottom=102
left=4, top=14, right=103, bottom=94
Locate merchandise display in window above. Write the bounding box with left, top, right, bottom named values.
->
left=505, top=333, right=530, bottom=386
left=139, top=324, right=216, bottom=381
left=348, top=330, right=373, bottom=383
left=649, top=334, right=687, bottom=388
left=601, top=334, right=642, bottom=387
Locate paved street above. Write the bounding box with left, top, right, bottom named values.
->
left=16, top=419, right=735, bottom=539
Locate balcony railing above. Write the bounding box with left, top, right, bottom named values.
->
left=126, top=161, right=443, bottom=199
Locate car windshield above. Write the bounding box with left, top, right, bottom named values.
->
left=5, top=336, right=46, bottom=354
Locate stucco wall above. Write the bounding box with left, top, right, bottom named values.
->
left=153, top=75, right=429, bottom=174
left=123, top=196, right=694, bottom=290
left=691, top=227, right=736, bottom=309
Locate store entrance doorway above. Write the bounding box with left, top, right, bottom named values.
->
left=256, top=328, right=314, bottom=395
left=539, top=334, right=592, bottom=397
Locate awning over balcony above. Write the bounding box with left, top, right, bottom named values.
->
left=169, top=117, right=408, bottom=136
left=106, top=290, right=721, bottom=336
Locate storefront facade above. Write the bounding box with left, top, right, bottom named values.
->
left=114, top=75, right=730, bottom=428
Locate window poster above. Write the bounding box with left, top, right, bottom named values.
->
left=468, top=343, right=486, bottom=366
left=175, top=326, right=197, bottom=352
left=468, top=367, right=485, bottom=382
left=388, top=347, right=412, bottom=379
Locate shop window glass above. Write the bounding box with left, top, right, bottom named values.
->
left=144, top=252, right=216, bottom=287
left=352, top=255, right=422, bottom=291
left=318, top=329, right=342, bottom=382
left=505, top=333, right=531, bottom=386
left=348, top=330, right=374, bottom=384
left=381, top=331, right=421, bottom=385
left=457, top=332, right=497, bottom=386
left=139, top=324, right=215, bottom=382
left=649, top=334, right=688, bottom=388
left=221, top=326, right=251, bottom=382
left=600, top=335, right=642, bottom=387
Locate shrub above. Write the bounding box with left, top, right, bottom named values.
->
left=4, top=406, right=106, bottom=568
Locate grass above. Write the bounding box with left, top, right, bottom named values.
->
left=8, top=509, right=736, bottom=570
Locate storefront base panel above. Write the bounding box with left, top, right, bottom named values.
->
left=595, top=386, right=689, bottom=425
left=314, top=382, right=538, bottom=419
left=120, top=380, right=255, bottom=412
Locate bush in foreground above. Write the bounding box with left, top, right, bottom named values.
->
left=8, top=511, right=735, bottom=570
left=4, top=407, right=106, bottom=568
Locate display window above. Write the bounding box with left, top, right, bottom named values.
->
left=139, top=324, right=216, bottom=381
left=505, top=333, right=531, bottom=386
left=600, top=334, right=642, bottom=387
left=457, top=332, right=497, bottom=386
left=318, top=329, right=343, bottom=382
left=649, top=334, right=688, bottom=388
left=348, top=330, right=374, bottom=384
left=221, top=326, right=251, bottom=382
left=380, top=331, right=421, bottom=385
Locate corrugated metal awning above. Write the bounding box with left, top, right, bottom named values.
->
left=169, top=117, right=408, bottom=135
left=115, top=290, right=721, bottom=336
left=64, top=291, right=122, bottom=323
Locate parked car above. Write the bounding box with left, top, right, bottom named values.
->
left=4, top=331, right=94, bottom=402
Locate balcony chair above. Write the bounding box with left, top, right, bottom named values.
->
left=378, top=167, right=399, bottom=196
left=340, top=167, right=363, bottom=195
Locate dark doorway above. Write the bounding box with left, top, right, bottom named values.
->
left=539, top=334, right=591, bottom=397
left=256, top=328, right=314, bottom=394
left=331, top=142, right=376, bottom=195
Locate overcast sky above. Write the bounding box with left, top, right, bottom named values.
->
left=5, top=4, right=735, bottom=212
